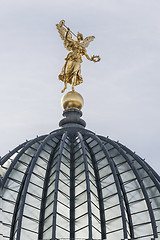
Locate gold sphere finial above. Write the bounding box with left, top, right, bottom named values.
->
left=61, top=91, right=84, bottom=111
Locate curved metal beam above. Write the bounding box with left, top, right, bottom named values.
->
left=10, top=155, right=33, bottom=240
left=2, top=135, right=47, bottom=186
left=52, top=132, right=68, bottom=240
left=119, top=142, right=160, bottom=191
left=84, top=136, right=106, bottom=239
left=145, top=160, right=160, bottom=182
left=38, top=138, right=61, bottom=239
left=104, top=137, right=158, bottom=239
left=1, top=141, right=27, bottom=164
left=70, top=139, right=76, bottom=239
left=15, top=130, right=65, bottom=240
left=83, top=132, right=128, bottom=239
left=78, top=132, right=93, bottom=240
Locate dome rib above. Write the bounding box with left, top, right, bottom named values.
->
left=119, top=143, right=160, bottom=191
left=52, top=132, right=68, bottom=239
left=2, top=135, right=47, bottom=185
left=145, top=160, right=160, bottom=184
left=105, top=137, right=158, bottom=239
left=78, top=132, right=93, bottom=239
left=113, top=159, right=135, bottom=239
left=38, top=136, right=62, bottom=239
left=11, top=131, right=64, bottom=240
left=84, top=136, right=106, bottom=239
left=84, top=132, right=128, bottom=239
left=10, top=148, right=33, bottom=240
left=1, top=141, right=26, bottom=164
left=70, top=137, right=75, bottom=239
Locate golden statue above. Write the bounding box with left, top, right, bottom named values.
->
left=56, top=20, right=100, bottom=93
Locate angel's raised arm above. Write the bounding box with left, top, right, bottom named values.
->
left=56, top=20, right=72, bottom=42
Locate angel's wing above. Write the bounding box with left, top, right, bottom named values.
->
left=56, top=23, right=72, bottom=41
left=80, top=36, right=95, bottom=48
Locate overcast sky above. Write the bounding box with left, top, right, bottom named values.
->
left=0, top=0, right=160, bottom=173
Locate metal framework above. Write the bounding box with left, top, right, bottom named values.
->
left=1, top=116, right=160, bottom=240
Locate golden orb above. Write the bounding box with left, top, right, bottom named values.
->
left=61, top=91, right=84, bottom=110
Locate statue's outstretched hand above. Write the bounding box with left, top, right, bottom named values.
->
left=91, top=55, right=101, bottom=62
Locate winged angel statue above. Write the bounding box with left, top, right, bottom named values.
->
left=56, top=20, right=100, bottom=93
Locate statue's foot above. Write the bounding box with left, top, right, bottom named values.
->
left=61, top=86, right=67, bottom=93
left=61, top=82, right=67, bottom=93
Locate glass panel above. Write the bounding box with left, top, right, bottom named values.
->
left=75, top=214, right=88, bottom=231
left=56, top=214, right=69, bottom=235
left=21, top=217, right=38, bottom=232
left=124, top=179, right=140, bottom=192
left=102, top=183, right=117, bottom=198
left=75, top=180, right=86, bottom=196
left=25, top=194, right=41, bottom=209
left=44, top=203, right=54, bottom=220
left=56, top=225, right=69, bottom=238
left=39, top=150, right=50, bottom=160
left=143, top=176, right=154, bottom=188
left=134, top=223, right=152, bottom=238
left=2, top=200, right=15, bottom=214
left=58, top=178, right=69, bottom=196
left=103, top=194, right=119, bottom=208
left=107, top=228, right=123, bottom=240
left=91, top=144, right=101, bottom=154
left=99, top=165, right=112, bottom=179
left=23, top=204, right=39, bottom=220
left=2, top=223, right=11, bottom=239
left=47, top=180, right=55, bottom=196
left=106, top=217, right=123, bottom=232
left=75, top=225, right=88, bottom=239
left=105, top=204, right=121, bottom=220
left=145, top=185, right=159, bottom=198
left=127, top=188, right=144, bottom=202
left=45, top=192, right=54, bottom=208
left=94, top=151, right=105, bottom=161
left=120, top=170, right=136, bottom=182
left=137, top=167, right=148, bottom=178
left=27, top=182, right=43, bottom=197
left=43, top=225, right=52, bottom=239
left=9, top=168, right=25, bottom=182
left=57, top=201, right=70, bottom=219
left=108, top=148, right=119, bottom=158
left=130, top=200, right=147, bottom=214
left=90, top=180, right=98, bottom=198
left=132, top=210, right=150, bottom=225
left=43, top=214, right=53, bottom=231
left=5, top=178, right=20, bottom=192
left=62, top=147, right=70, bottom=159
left=75, top=202, right=88, bottom=219
left=116, top=161, right=130, bottom=173
left=92, top=224, right=101, bottom=239
left=20, top=228, right=38, bottom=240
left=152, top=196, right=160, bottom=208
left=3, top=188, right=18, bottom=202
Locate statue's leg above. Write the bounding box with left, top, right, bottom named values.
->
left=72, top=75, right=76, bottom=91
left=61, top=76, right=68, bottom=93
left=61, top=81, right=67, bottom=93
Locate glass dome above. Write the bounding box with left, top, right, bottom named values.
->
left=1, top=109, right=160, bottom=240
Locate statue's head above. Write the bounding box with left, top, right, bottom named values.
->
left=77, top=32, right=83, bottom=42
